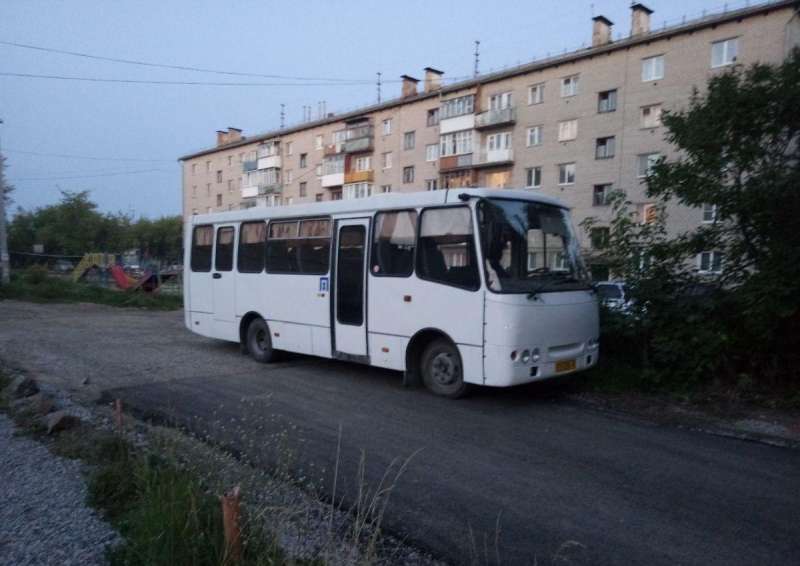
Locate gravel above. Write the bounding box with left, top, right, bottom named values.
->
left=0, top=414, right=119, bottom=566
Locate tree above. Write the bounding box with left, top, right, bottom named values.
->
left=586, top=49, right=800, bottom=386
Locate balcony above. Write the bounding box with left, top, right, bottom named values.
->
left=439, top=114, right=475, bottom=134
left=321, top=172, right=344, bottom=188
left=257, top=155, right=281, bottom=170
left=242, top=160, right=257, bottom=172
left=439, top=153, right=474, bottom=172
left=475, top=148, right=514, bottom=167
left=343, top=125, right=374, bottom=153
left=241, top=185, right=259, bottom=198
left=324, top=143, right=344, bottom=156
left=344, top=170, right=374, bottom=184
left=475, top=107, right=516, bottom=129
left=258, top=183, right=282, bottom=196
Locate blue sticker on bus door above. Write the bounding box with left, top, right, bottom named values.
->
left=319, top=277, right=329, bottom=292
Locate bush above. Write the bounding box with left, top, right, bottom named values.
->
left=22, top=265, right=49, bottom=285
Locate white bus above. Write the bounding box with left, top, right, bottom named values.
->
left=184, top=188, right=599, bottom=398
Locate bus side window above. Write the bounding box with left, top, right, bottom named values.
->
left=190, top=225, right=213, bottom=272
left=416, top=207, right=480, bottom=290
left=215, top=227, right=235, bottom=272
left=298, top=218, right=331, bottom=274
left=371, top=210, right=417, bottom=277
left=238, top=222, right=266, bottom=273
left=266, top=220, right=299, bottom=273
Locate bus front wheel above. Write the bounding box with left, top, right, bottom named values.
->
left=421, top=339, right=469, bottom=399
left=246, top=318, right=276, bottom=363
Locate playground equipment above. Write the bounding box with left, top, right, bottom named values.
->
left=72, top=252, right=179, bottom=293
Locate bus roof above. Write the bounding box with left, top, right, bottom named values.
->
left=189, top=187, right=567, bottom=225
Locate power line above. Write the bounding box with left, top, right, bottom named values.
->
left=0, top=39, right=399, bottom=83
left=3, top=148, right=173, bottom=162
left=0, top=71, right=377, bottom=87
left=10, top=168, right=171, bottom=181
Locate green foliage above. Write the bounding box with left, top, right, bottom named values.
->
left=0, top=268, right=182, bottom=310
left=585, top=49, right=800, bottom=390
left=7, top=190, right=182, bottom=259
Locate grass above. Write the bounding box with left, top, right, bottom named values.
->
left=0, top=267, right=182, bottom=310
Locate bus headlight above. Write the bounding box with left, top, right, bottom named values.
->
left=587, top=338, right=599, bottom=350
left=531, top=348, right=540, bottom=362
left=510, top=350, right=519, bottom=362
left=521, top=350, right=531, bottom=364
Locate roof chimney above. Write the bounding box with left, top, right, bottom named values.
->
left=400, top=75, right=419, bottom=98
left=592, top=16, right=614, bottom=47
left=630, top=2, right=653, bottom=36
left=227, top=127, right=243, bottom=143
left=423, top=67, right=444, bottom=93
left=216, top=130, right=228, bottom=147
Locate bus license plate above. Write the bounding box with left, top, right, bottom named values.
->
left=555, top=359, right=577, bottom=373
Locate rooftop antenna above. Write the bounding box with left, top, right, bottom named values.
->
left=280, top=104, right=285, bottom=129
left=473, top=40, right=480, bottom=77
left=376, top=72, right=382, bottom=103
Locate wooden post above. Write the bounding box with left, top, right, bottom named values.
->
left=222, top=485, right=242, bottom=563
left=114, top=399, right=123, bottom=432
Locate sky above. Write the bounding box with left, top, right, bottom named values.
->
left=1, top=0, right=735, bottom=219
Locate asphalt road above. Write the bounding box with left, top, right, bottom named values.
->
left=1, top=300, right=799, bottom=565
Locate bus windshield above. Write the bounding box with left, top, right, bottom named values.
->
left=476, top=198, right=590, bottom=293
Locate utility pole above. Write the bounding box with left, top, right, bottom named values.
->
left=376, top=72, right=382, bottom=104
left=474, top=40, right=480, bottom=77
left=0, top=118, right=10, bottom=284
left=280, top=104, right=285, bottom=129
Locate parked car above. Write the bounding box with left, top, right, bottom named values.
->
left=595, top=281, right=631, bottom=312
left=53, top=259, right=74, bottom=274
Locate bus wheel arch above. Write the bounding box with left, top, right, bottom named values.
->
left=405, top=329, right=469, bottom=398
left=240, top=312, right=277, bottom=363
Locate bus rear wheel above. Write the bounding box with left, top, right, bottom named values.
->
left=246, top=318, right=276, bottom=363
left=421, top=339, right=469, bottom=399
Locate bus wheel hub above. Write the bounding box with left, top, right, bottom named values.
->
left=431, top=353, right=457, bottom=385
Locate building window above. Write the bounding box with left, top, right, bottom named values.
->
left=216, top=170, right=222, bottom=183
left=206, top=183, right=211, bottom=196
left=315, top=164, right=323, bottom=176
left=380, top=184, right=392, bottom=193
left=323, top=154, right=345, bottom=175
left=525, top=167, right=542, bottom=189
left=425, top=179, right=438, bottom=191
left=637, top=153, right=661, bottom=178
left=698, top=251, right=723, bottom=274
left=227, top=155, right=233, bottom=166
left=416, top=207, right=479, bottom=290
left=371, top=210, right=417, bottom=277
left=712, top=38, right=738, bottom=68
left=427, top=108, right=440, bottom=126
left=315, top=193, right=323, bottom=202
left=641, top=55, right=664, bottom=81
left=227, top=179, right=233, bottom=193
left=343, top=183, right=372, bottom=199
left=192, top=185, right=197, bottom=198
left=593, top=184, right=612, bottom=206
left=440, top=130, right=473, bottom=156
left=216, top=193, right=222, bottom=207
left=526, top=126, right=542, bottom=147
left=702, top=203, right=718, bottom=223
left=315, top=135, right=323, bottom=150
left=558, top=162, right=576, bottom=185
left=403, top=166, right=415, bottom=183
left=380, top=152, right=392, bottom=169
left=285, top=141, right=293, bottom=155
left=299, top=153, right=307, bottom=168
left=299, top=181, right=307, bottom=197
left=557, top=119, right=578, bottom=142
left=487, top=132, right=511, bottom=151
left=560, top=75, right=579, bottom=97
left=206, top=160, right=211, bottom=172
left=488, top=92, right=512, bottom=110
left=640, top=104, right=662, bottom=128
left=440, top=95, right=475, bottom=119
left=331, top=189, right=342, bottom=200
left=528, top=83, right=544, bottom=105
left=595, top=136, right=616, bottom=159
left=425, top=144, right=439, bottom=162
left=382, top=118, right=393, bottom=135
left=354, top=156, right=372, bottom=171
left=403, top=131, right=416, bottom=150
left=285, top=170, right=293, bottom=183
left=598, top=89, right=617, bottom=113
left=191, top=163, right=197, bottom=175
left=590, top=227, right=610, bottom=250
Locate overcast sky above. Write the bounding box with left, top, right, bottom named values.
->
left=2, top=0, right=729, bottom=218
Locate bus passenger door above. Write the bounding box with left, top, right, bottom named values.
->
left=212, top=225, right=237, bottom=340
left=333, top=218, right=369, bottom=360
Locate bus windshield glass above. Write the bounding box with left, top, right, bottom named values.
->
left=477, top=198, right=590, bottom=293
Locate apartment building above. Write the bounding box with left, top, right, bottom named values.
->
left=180, top=0, right=800, bottom=274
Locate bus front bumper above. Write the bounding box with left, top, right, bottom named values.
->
left=482, top=343, right=599, bottom=387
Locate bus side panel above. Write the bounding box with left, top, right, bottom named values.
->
left=458, top=345, right=484, bottom=385
left=367, top=333, right=407, bottom=371
left=261, top=273, right=330, bottom=357
left=368, top=275, right=484, bottom=380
